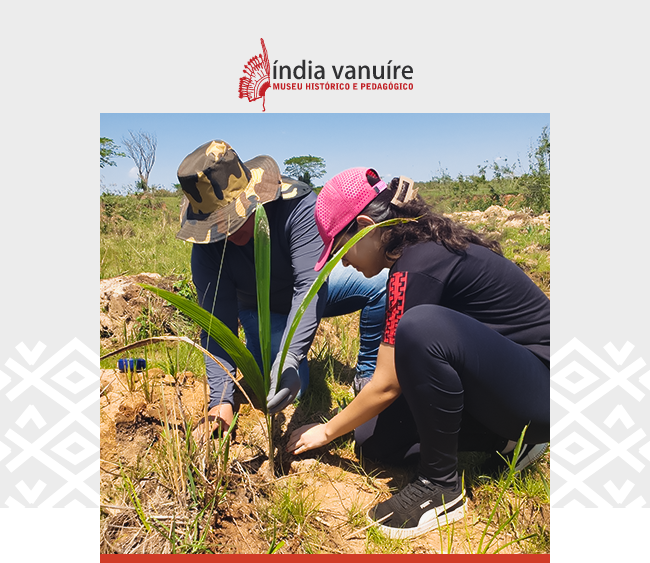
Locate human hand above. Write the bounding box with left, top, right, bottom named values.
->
left=285, top=423, right=331, bottom=455
left=266, top=351, right=301, bottom=414
left=191, top=403, right=234, bottom=447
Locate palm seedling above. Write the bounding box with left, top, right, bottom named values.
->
left=142, top=203, right=276, bottom=469
left=142, top=203, right=410, bottom=474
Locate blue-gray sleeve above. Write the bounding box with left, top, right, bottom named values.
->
left=279, top=196, right=328, bottom=361
left=191, top=243, right=238, bottom=409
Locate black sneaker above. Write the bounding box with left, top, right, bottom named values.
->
left=367, top=475, right=466, bottom=539
left=484, top=442, right=549, bottom=475
left=513, top=443, right=548, bottom=472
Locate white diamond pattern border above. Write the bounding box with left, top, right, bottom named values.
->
left=1, top=336, right=647, bottom=509
left=0, top=339, right=99, bottom=508
left=551, top=338, right=650, bottom=508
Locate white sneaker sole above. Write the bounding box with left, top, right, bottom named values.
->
left=370, top=493, right=467, bottom=540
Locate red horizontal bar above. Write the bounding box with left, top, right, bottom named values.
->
left=101, top=555, right=549, bottom=561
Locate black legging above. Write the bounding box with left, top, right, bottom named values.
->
left=355, top=305, right=549, bottom=487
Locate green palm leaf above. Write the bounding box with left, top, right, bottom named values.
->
left=139, top=284, right=267, bottom=409
left=254, top=203, right=272, bottom=393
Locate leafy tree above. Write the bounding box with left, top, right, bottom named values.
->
left=122, top=130, right=157, bottom=192
left=100, top=137, right=126, bottom=168
left=283, top=155, right=326, bottom=187
left=523, top=126, right=550, bottom=213
left=532, top=125, right=550, bottom=175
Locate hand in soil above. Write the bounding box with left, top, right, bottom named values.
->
left=286, top=422, right=330, bottom=455
left=192, top=403, right=234, bottom=446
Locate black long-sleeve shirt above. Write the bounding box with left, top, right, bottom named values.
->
left=383, top=241, right=550, bottom=365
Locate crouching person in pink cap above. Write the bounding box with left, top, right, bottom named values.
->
left=176, top=142, right=387, bottom=442
left=286, top=167, right=550, bottom=539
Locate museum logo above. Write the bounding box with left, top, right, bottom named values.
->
left=238, top=38, right=414, bottom=112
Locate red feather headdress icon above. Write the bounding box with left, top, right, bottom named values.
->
left=238, top=39, right=271, bottom=112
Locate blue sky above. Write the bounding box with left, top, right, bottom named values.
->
left=100, top=114, right=549, bottom=193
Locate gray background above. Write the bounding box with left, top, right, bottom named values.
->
left=550, top=114, right=650, bottom=507
left=1, top=1, right=649, bottom=561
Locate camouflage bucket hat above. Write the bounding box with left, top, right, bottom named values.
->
left=176, top=140, right=283, bottom=243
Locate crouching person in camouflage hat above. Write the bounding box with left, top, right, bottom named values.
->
left=176, top=141, right=387, bottom=443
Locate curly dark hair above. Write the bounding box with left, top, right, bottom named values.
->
left=341, top=176, right=502, bottom=259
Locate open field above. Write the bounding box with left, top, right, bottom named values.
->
left=99, top=191, right=550, bottom=554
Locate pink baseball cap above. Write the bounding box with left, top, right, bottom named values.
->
left=314, top=167, right=387, bottom=271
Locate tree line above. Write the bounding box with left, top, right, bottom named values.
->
left=100, top=127, right=549, bottom=214
left=100, top=133, right=326, bottom=193
left=419, top=126, right=550, bottom=213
